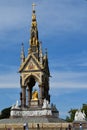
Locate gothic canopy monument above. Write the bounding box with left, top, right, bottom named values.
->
left=10, top=4, right=59, bottom=119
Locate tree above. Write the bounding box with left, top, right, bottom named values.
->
left=66, top=109, right=78, bottom=122
left=66, top=104, right=87, bottom=122
left=82, top=104, right=87, bottom=117
left=0, top=107, right=11, bottom=119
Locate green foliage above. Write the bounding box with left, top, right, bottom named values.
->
left=0, top=107, right=11, bottom=119
left=66, top=109, right=77, bottom=122
left=82, top=104, right=87, bottom=117
left=66, top=116, right=72, bottom=122
left=66, top=104, right=87, bottom=122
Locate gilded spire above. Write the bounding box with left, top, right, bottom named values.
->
left=30, top=3, right=38, bottom=41
left=29, top=3, right=39, bottom=60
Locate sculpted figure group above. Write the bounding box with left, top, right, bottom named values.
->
left=74, top=109, right=86, bottom=121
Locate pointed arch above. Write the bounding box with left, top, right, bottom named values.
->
left=24, top=73, right=41, bottom=86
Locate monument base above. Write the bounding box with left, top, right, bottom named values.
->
left=10, top=99, right=59, bottom=118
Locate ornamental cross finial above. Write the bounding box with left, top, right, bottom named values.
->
left=32, top=3, right=36, bottom=11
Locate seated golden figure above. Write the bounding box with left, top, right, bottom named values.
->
left=32, top=90, right=38, bottom=100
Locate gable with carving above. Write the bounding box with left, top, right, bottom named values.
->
left=19, top=54, right=43, bottom=73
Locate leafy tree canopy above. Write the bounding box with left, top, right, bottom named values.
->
left=66, top=104, right=87, bottom=122
left=0, top=107, right=11, bottom=119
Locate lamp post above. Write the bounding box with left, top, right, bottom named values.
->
left=80, top=123, right=82, bottom=130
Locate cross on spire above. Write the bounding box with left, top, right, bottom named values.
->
left=32, top=3, right=36, bottom=11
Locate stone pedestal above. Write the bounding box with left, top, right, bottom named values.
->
left=30, top=99, right=39, bottom=107
left=73, top=121, right=87, bottom=129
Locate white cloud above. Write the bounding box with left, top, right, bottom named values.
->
left=0, top=73, right=19, bottom=88
left=37, top=0, right=87, bottom=35
left=0, top=0, right=87, bottom=34
left=79, top=62, right=87, bottom=67
left=50, top=50, right=87, bottom=71
left=50, top=71, right=87, bottom=88
left=0, top=64, right=19, bottom=88
left=0, top=6, right=30, bottom=32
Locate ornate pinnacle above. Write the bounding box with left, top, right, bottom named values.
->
left=32, top=3, right=36, bottom=11
left=21, top=43, right=25, bottom=63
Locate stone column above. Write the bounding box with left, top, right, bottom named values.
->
left=39, top=85, right=42, bottom=99
left=27, top=86, right=32, bottom=107
left=22, top=86, right=26, bottom=107
left=39, top=85, right=43, bottom=105
left=20, top=92, right=22, bottom=107
left=27, top=87, right=31, bottom=107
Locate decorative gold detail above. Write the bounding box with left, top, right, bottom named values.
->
left=30, top=38, right=38, bottom=46
left=32, top=37, right=36, bottom=45
left=32, top=90, right=38, bottom=100
left=23, top=74, right=28, bottom=79
left=32, top=15, right=36, bottom=22
left=36, top=73, right=40, bottom=78
left=32, top=21, right=37, bottom=27
left=28, top=62, right=35, bottom=70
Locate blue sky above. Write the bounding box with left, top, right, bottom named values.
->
left=0, top=0, right=87, bottom=119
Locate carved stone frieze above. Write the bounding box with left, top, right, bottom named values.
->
left=11, top=109, right=52, bottom=117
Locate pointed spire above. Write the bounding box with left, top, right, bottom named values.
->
left=32, top=3, right=36, bottom=11
left=21, top=43, right=25, bottom=64
left=39, top=41, right=43, bottom=64
left=45, top=48, right=48, bottom=58
left=29, top=3, right=39, bottom=44
left=29, top=3, right=40, bottom=60
left=44, top=48, right=50, bottom=76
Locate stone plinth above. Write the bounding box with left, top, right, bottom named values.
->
left=73, top=121, right=87, bottom=129
left=10, top=99, right=59, bottom=118
left=11, top=108, right=53, bottom=117
left=30, top=99, right=39, bottom=107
